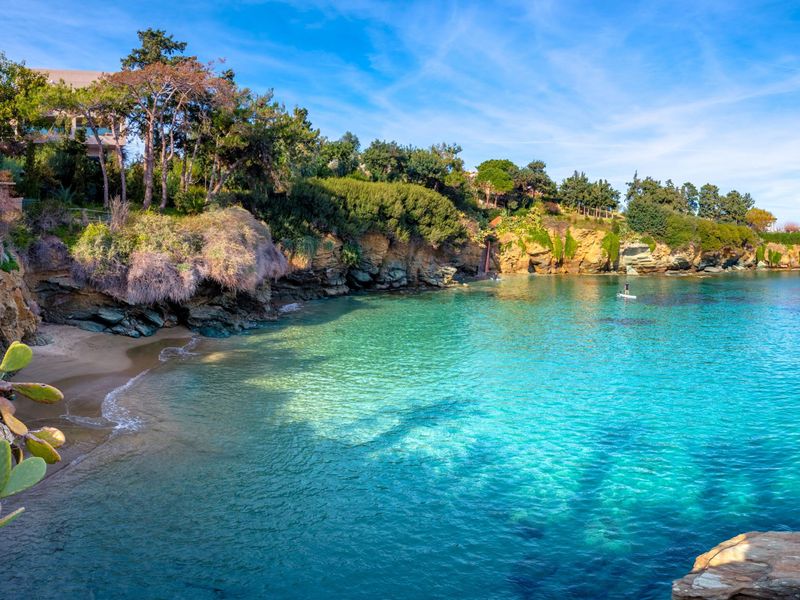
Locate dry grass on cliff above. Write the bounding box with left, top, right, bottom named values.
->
left=72, top=207, right=289, bottom=304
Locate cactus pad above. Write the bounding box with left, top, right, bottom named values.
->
left=30, top=427, right=66, bottom=449
left=25, top=436, right=61, bottom=464
left=0, top=406, right=28, bottom=436
left=0, top=457, right=46, bottom=498
left=0, top=342, right=33, bottom=373
left=0, top=506, right=25, bottom=528
left=0, top=441, right=10, bottom=490
left=11, top=383, right=64, bottom=404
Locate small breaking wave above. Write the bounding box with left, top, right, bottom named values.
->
left=278, top=302, right=303, bottom=314
left=65, top=337, right=200, bottom=434
left=101, top=370, right=150, bottom=433
left=159, top=336, right=200, bottom=361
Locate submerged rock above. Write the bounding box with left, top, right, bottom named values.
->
left=672, top=532, right=800, bottom=599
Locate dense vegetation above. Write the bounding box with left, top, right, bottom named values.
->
left=626, top=194, right=758, bottom=251
left=0, top=26, right=792, bottom=291
left=761, top=231, right=800, bottom=245
left=71, top=207, right=287, bottom=303
left=272, top=178, right=466, bottom=247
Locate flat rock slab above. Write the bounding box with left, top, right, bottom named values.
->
left=673, top=532, right=800, bottom=599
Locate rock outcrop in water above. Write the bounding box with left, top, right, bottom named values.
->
left=672, top=532, right=800, bottom=599
left=5, top=213, right=799, bottom=341
left=19, top=230, right=481, bottom=337
left=274, top=232, right=481, bottom=303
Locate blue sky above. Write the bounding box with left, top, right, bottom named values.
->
left=3, top=0, right=800, bottom=221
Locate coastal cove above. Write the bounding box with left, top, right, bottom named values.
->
left=5, top=272, right=800, bottom=598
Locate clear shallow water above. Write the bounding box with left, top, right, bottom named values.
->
left=4, top=273, right=800, bottom=599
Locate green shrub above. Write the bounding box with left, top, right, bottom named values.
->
left=8, top=224, right=34, bottom=251
left=762, top=231, right=800, bottom=245
left=525, top=228, right=552, bottom=250
left=640, top=235, right=656, bottom=252
left=174, top=186, right=207, bottom=215
left=341, top=241, right=362, bottom=267
left=0, top=242, right=19, bottom=272
left=768, top=249, right=782, bottom=267
left=496, top=205, right=551, bottom=251
left=284, top=178, right=466, bottom=246
left=564, top=229, right=578, bottom=259
left=72, top=207, right=288, bottom=303
left=626, top=198, right=669, bottom=238
left=628, top=198, right=756, bottom=252
left=601, top=231, right=620, bottom=264
left=552, top=234, right=564, bottom=262
left=756, top=245, right=766, bottom=263
left=664, top=213, right=696, bottom=249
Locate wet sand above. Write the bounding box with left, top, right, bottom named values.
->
left=13, top=324, right=195, bottom=474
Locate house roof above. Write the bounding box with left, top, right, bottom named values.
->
left=31, top=68, right=106, bottom=88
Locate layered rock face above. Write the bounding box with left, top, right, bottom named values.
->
left=273, top=232, right=481, bottom=303
left=0, top=255, right=39, bottom=351
left=672, top=532, right=800, bottom=599
left=25, top=236, right=282, bottom=338
left=493, top=226, right=795, bottom=275
left=21, top=232, right=481, bottom=337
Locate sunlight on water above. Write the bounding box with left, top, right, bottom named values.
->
left=4, top=272, right=800, bottom=599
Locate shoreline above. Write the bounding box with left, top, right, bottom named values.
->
left=15, top=324, right=196, bottom=475
left=13, top=268, right=798, bottom=475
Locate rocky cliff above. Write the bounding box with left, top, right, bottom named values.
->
left=3, top=224, right=797, bottom=342
left=18, top=231, right=482, bottom=338
left=0, top=251, right=39, bottom=352
left=672, top=532, right=800, bottom=599
left=274, top=232, right=482, bottom=303
left=494, top=225, right=798, bottom=275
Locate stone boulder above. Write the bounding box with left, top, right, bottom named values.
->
left=0, top=262, right=39, bottom=351
left=672, top=532, right=800, bottom=599
left=621, top=243, right=660, bottom=273
left=564, top=227, right=607, bottom=273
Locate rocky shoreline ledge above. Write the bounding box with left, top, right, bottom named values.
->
left=3, top=223, right=797, bottom=348
left=673, top=532, right=800, bottom=599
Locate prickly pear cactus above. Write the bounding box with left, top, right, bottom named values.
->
left=0, top=342, right=66, bottom=529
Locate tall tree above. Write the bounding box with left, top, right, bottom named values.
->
left=318, top=132, right=360, bottom=177
left=0, top=53, right=48, bottom=151
left=680, top=182, right=699, bottom=214
left=45, top=80, right=131, bottom=206
left=474, top=165, right=513, bottom=207
left=745, top=207, right=776, bottom=232
left=589, top=179, right=620, bottom=210
left=121, top=29, right=188, bottom=70
left=109, top=58, right=226, bottom=208
left=362, top=140, right=408, bottom=182
left=698, top=184, right=721, bottom=220
left=559, top=171, right=592, bottom=207
left=514, top=160, right=557, bottom=203
left=718, top=190, right=754, bottom=225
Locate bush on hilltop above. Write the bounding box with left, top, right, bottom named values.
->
left=71, top=207, right=288, bottom=303
left=273, top=178, right=467, bottom=247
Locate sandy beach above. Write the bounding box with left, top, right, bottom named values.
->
left=12, top=324, right=196, bottom=473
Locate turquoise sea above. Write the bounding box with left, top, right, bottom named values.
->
left=4, top=273, right=800, bottom=599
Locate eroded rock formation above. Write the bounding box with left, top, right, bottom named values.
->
left=672, top=532, right=800, bottom=599
left=0, top=256, right=39, bottom=351
left=494, top=225, right=799, bottom=275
